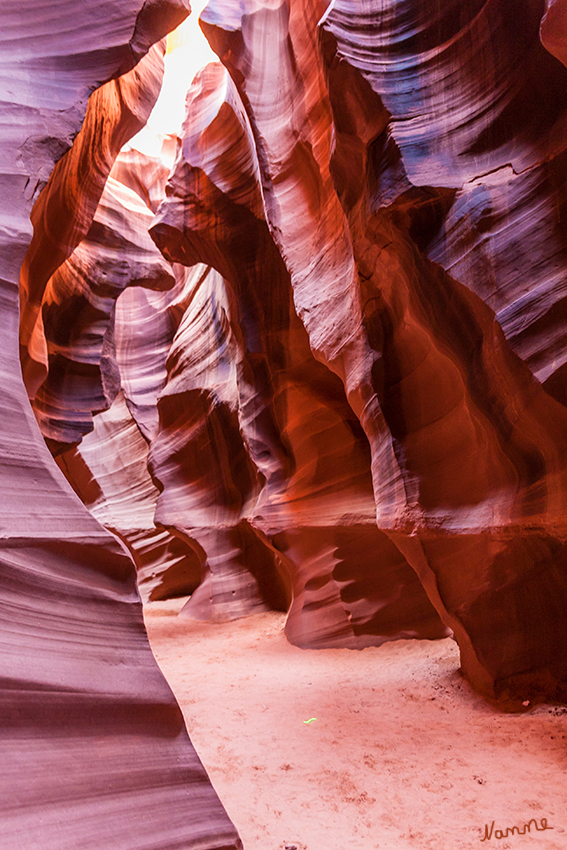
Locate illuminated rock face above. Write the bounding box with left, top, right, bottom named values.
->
left=150, top=61, right=447, bottom=644
left=9, top=24, right=567, bottom=847
left=1, top=1, right=241, bottom=848
left=195, top=0, right=567, bottom=701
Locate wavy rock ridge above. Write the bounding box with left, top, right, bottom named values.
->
left=21, top=0, right=567, bottom=702
left=7, top=3, right=567, bottom=840
left=194, top=0, right=567, bottom=702
left=2, top=1, right=241, bottom=848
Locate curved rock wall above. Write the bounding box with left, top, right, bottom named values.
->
left=150, top=61, right=447, bottom=644
left=325, top=0, right=567, bottom=397
left=1, top=2, right=241, bottom=848
left=195, top=0, right=567, bottom=703
left=11, top=0, right=567, bottom=787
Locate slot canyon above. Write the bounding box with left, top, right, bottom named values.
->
left=2, top=0, right=567, bottom=847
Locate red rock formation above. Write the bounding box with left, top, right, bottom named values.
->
left=151, top=61, right=446, bottom=644
left=541, top=0, right=567, bottom=70
left=35, top=58, right=443, bottom=644
left=31, top=142, right=208, bottom=604
left=10, top=3, right=567, bottom=792
left=1, top=1, right=241, bottom=847
left=56, top=391, right=204, bottom=602
left=324, top=0, right=567, bottom=402
left=31, top=169, right=176, bottom=447
left=199, top=0, right=567, bottom=702
left=44, top=139, right=287, bottom=615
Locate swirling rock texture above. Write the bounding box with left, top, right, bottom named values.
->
left=150, top=60, right=447, bottom=645
left=194, top=0, right=567, bottom=703
left=30, top=142, right=209, bottom=604
left=1, top=1, right=242, bottom=848
left=40, top=62, right=444, bottom=644
left=9, top=13, right=567, bottom=847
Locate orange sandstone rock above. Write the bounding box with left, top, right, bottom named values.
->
left=199, top=0, right=567, bottom=701
left=1, top=1, right=242, bottom=848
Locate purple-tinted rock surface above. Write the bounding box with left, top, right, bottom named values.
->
left=1, top=1, right=241, bottom=847
left=7, top=22, right=567, bottom=850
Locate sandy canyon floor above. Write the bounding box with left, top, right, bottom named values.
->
left=144, top=599, right=567, bottom=850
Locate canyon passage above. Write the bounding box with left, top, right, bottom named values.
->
left=2, top=0, right=567, bottom=848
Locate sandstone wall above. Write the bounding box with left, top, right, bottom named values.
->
left=1, top=2, right=241, bottom=847
left=9, top=21, right=567, bottom=842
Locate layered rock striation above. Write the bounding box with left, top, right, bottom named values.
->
left=10, top=11, right=567, bottom=818
left=2, top=1, right=241, bottom=848
left=195, top=0, right=567, bottom=702
left=193, top=0, right=567, bottom=702
left=150, top=60, right=446, bottom=643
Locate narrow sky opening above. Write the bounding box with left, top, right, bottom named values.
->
left=126, top=1, right=218, bottom=157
